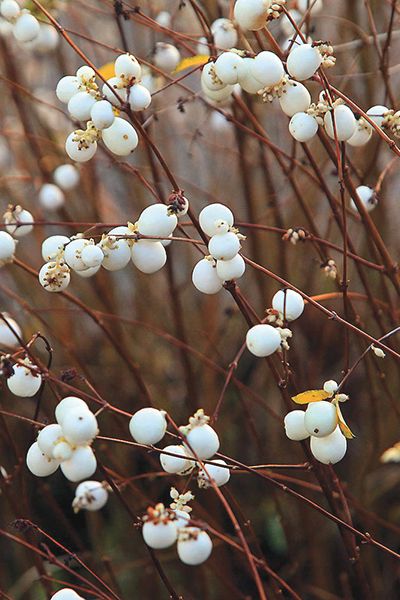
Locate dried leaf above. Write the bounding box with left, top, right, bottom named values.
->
left=291, top=389, right=331, bottom=405
left=173, top=55, right=209, bottom=74
left=336, top=404, right=355, bottom=439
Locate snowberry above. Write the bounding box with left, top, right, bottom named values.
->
left=39, top=261, right=70, bottom=292
left=102, top=77, right=127, bottom=107
left=73, top=480, right=108, bottom=512
left=0, top=1, right=20, bottom=20
left=233, top=0, right=270, bottom=31
left=310, top=426, right=347, bottom=464
left=56, top=396, right=90, bottom=425
left=64, top=238, right=88, bottom=271
left=65, top=132, right=97, bottom=162
left=215, top=52, right=245, bottom=85
left=76, top=65, right=95, bottom=82
left=202, top=82, right=234, bottom=103
left=323, top=380, right=338, bottom=395
left=155, top=10, right=171, bottom=28
left=4, top=207, right=33, bottom=237
left=81, top=244, right=104, bottom=268
left=7, top=361, right=42, bottom=397
left=26, top=442, right=60, bottom=477
left=272, top=289, right=305, bottom=321
left=192, top=258, right=223, bottom=295
left=185, top=424, right=220, bottom=460
left=201, top=62, right=226, bottom=92
left=53, top=164, right=80, bottom=190
left=129, top=83, right=152, bottom=111
left=53, top=441, right=73, bottom=461
left=289, top=112, right=318, bottom=142
left=287, top=44, right=321, bottom=81
left=237, top=58, right=264, bottom=93
left=13, top=13, right=40, bottom=43
left=347, top=120, right=372, bottom=147
left=216, top=254, right=245, bottom=281
left=250, top=51, right=284, bottom=87
left=129, top=407, right=167, bottom=445
left=137, top=204, right=178, bottom=238
left=0, top=231, right=16, bottom=262
left=131, top=240, right=167, bottom=274
left=142, top=520, right=178, bottom=549
left=351, top=185, right=377, bottom=212
left=108, top=226, right=132, bottom=237
left=41, top=235, right=69, bottom=261
left=177, top=528, right=213, bottom=565
left=61, top=446, right=97, bottom=482
left=51, top=589, right=83, bottom=600
left=279, top=81, right=311, bottom=116
left=62, top=408, right=98, bottom=446
left=174, top=509, right=191, bottom=529
left=199, top=203, right=234, bottom=237
left=211, top=18, right=238, bottom=50
left=160, top=445, right=192, bottom=474
left=68, top=91, right=97, bottom=121
left=38, top=183, right=65, bottom=211
left=0, top=314, right=21, bottom=348
left=366, top=105, right=389, bottom=128
left=114, top=53, right=142, bottom=82
left=304, top=401, right=337, bottom=437
left=100, top=238, right=131, bottom=271
left=31, top=23, right=59, bottom=54
left=208, top=231, right=241, bottom=261
left=56, top=76, right=80, bottom=104
left=324, top=105, right=356, bottom=141
left=154, top=42, right=181, bottom=72
left=246, top=324, right=282, bottom=357
left=37, top=424, right=63, bottom=457
left=102, top=117, right=139, bottom=156
left=90, top=100, right=115, bottom=130
left=284, top=410, right=309, bottom=441
left=198, top=459, right=230, bottom=488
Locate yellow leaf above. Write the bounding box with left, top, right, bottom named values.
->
left=98, top=62, right=115, bottom=80
left=336, top=404, right=355, bottom=439
left=173, top=55, right=209, bottom=74
left=381, top=443, right=400, bottom=463
left=291, top=389, right=331, bottom=405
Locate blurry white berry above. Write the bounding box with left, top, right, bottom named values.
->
left=323, top=380, right=338, bottom=395
left=51, top=589, right=83, bottom=600
left=56, top=76, right=80, bottom=104
left=129, top=84, right=152, bottom=111
left=279, top=81, right=311, bottom=117
left=272, top=289, right=305, bottom=321
left=53, top=164, right=80, bottom=190
left=31, top=22, right=59, bottom=54
left=177, top=528, right=213, bottom=565
left=0, top=313, right=21, bottom=348
left=185, top=424, right=220, bottom=460
left=199, top=203, right=234, bottom=237
left=284, top=410, right=309, bottom=441
left=351, top=185, right=377, bottom=212
left=211, top=18, right=238, bottom=50
left=324, top=105, right=356, bottom=141
left=216, top=254, right=245, bottom=281
left=37, top=424, right=63, bottom=458
left=26, top=442, right=60, bottom=477
left=55, top=396, right=89, bottom=425
left=215, top=52, right=245, bottom=85
left=81, top=244, right=104, bottom=268
left=289, top=112, right=318, bottom=142
left=174, top=509, right=190, bottom=529
left=198, top=459, right=230, bottom=488
left=192, top=258, right=223, bottom=295
left=38, top=183, right=65, bottom=211
left=60, top=446, right=97, bottom=482
left=14, top=13, right=40, bottom=43
left=4, top=207, right=34, bottom=237
left=0, top=1, right=20, bottom=20
left=310, top=426, right=347, bottom=464
left=287, top=44, right=321, bottom=81
left=137, top=204, right=177, bottom=238
left=154, top=42, right=181, bottom=72
left=0, top=231, right=16, bottom=262
left=233, top=0, right=270, bottom=31
left=304, top=401, right=337, bottom=437
left=250, top=51, right=284, bottom=87
left=131, top=240, right=167, bottom=274
left=62, top=408, right=98, bottom=446
left=142, top=520, right=178, bottom=549
left=7, top=361, right=42, bottom=397
left=102, top=117, right=139, bottom=156
left=129, top=407, right=167, bottom=444
left=160, top=445, right=192, bottom=474
left=64, top=238, right=88, bottom=271
left=114, top=53, right=142, bottom=82
left=41, top=235, right=69, bottom=261
left=155, top=10, right=171, bottom=28
left=73, top=480, right=108, bottom=512
left=65, top=132, right=97, bottom=163
left=246, top=324, right=281, bottom=357
left=366, top=105, right=389, bottom=128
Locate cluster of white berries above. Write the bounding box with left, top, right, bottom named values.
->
left=129, top=407, right=230, bottom=488
left=26, top=396, right=99, bottom=482
left=57, top=54, right=151, bottom=162
left=284, top=380, right=349, bottom=464
left=50, top=590, right=85, bottom=600
left=192, top=203, right=245, bottom=294
left=72, top=480, right=109, bottom=513
left=38, top=164, right=80, bottom=212
left=246, top=289, right=305, bottom=357
left=0, top=0, right=59, bottom=53
left=38, top=197, right=187, bottom=291
left=142, top=488, right=213, bottom=565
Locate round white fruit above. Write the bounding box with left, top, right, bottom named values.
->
left=286, top=44, right=321, bottom=81
left=246, top=324, right=281, bottom=357
left=14, top=13, right=40, bottom=43
left=56, top=396, right=90, bottom=425
left=131, top=240, right=167, bottom=274
left=137, top=204, right=177, bottom=238
left=4, top=208, right=34, bottom=237
left=324, top=105, right=356, bottom=141
left=90, top=100, right=115, bottom=130
left=284, top=410, right=309, bottom=441
left=7, top=362, right=42, bottom=397
left=74, top=480, right=108, bottom=511
left=250, top=51, right=284, bottom=87
left=272, top=289, right=305, bottom=321
left=192, top=258, right=223, bottom=295
left=60, top=446, right=97, bottom=482
left=198, top=459, right=230, bottom=487
left=279, top=81, right=311, bottom=117
left=304, top=401, right=337, bottom=438
left=53, top=164, right=80, bottom=190
left=185, top=424, right=220, bottom=460
left=177, top=529, right=213, bottom=565
left=216, top=254, right=245, bottom=281
left=160, top=445, right=191, bottom=474
left=289, top=112, right=318, bottom=142
left=37, top=424, right=63, bottom=458
left=38, top=183, right=65, bottom=211
left=129, top=408, right=167, bottom=445
left=310, top=426, right=347, bottom=465
left=142, top=520, right=178, bottom=549
left=62, top=408, right=99, bottom=446
left=199, top=203, right=234, bottom=237
left=0, top=314, right=22, bottom=348
left=0, top=231, right=16, bottom=262
left=26, top=442, right=60, bottom=477
left=102, top=117, right=139, bottom=156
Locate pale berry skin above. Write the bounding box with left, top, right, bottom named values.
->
left=310, top=426, right=347, bottom=465
left=26, top=442, right=60, bottom=477
left=304, top=401, right=338, bottom=438
left=286, top=44, right=322, bottom=81
left=31, top=22, right=59, bottom=54
left=199, top=204, right=234, bottom=237
left=90, top=100, right=115, bottom=130
left=102, top=77, right=127, bottom=107
left=41, top=235, right=69, bottom=261
left=64, top=239, right=88, bottom=272
left=198, top=459, right=230, bottom=487
left=60, top=446, right=97, bottom=482
left=14, top=13, right=40, bottom=43
left=76, top=65, right=96, bottom=82
left=37, top=424, right=63, bottom=457
left=114, top=53, right=142, bottom=81
left=81, top=244, right=104, bottom=268
left=347, top=122, right=372, bottom=147
left=323, top=380, right=338, bottom=395
left=0, top=231, right=16, bottom=262
left=324, top=106, right=357, bottom=141
left=4, top=208, right=34, bottom=237
left=129, top=84, right=152, bottom=111
left=38, top=183, right=65, bottom=211
left=7, top=363, right=42, bottom=397
left=366, top=105, right=389, bottom=128
left=129, top=408, right=167, bottom=445
left=201, top=82, right=234, bottom=103
left=238, top=58, right=264, bottom=94
left=53, top=164, right=80, bottom=190
left=56, top=76, right=80, bottom=104
left=211, top=18, right=238, bottom=50
left=142, top=520, right=178, bottom=549
left=0, top=1, right=21, bottom=20
left=101, top=240, right=131, bottom=271
left=75, top=265, right=101, bottom=278
left=272, top=289, right=305, bottom=321
left=284, top=410, right=309, bottom=441
left=137, top=204, right=178, bottom=238
left=160, top=445, right=192, bottom=474
left=74, top=480, right=108, bottom=511
left=216, top=254, right=246, bottom=281
left=192, top=259, right=223, bottom=295
left=289, top=112, right=318, bottom=142
left=155, top=10, right=171, bottom=28
left=154, top=42, right=181, bottom=72
left=250, top=51, right=284, bottom=87
left=201, top=62, right=226, bottom=92
left=185, top=424, right=220, bottom=460
left=62, top=408, right=99, bottom=446
left=174, top=509, right=191, bottom=528
left=0, top=314, right=22, bottom=348
left=177, top=529, right=213, bottom=565
left=102, top=118, right=139, bottom=156
left=55, top=396, right=90, bottom=425
left=279, top=82, right=311, bottom=117
left=39, top=262, right=71, bottom=292
left=233, top=0, right=270, bottom=31
left=68, top=91, right=97, bottom=121
left=51, top=589, right=84, bottom=600
left=53, top=441, right=73, bottom=461
left=131, top=241, right=167, bottom=274
left=351, top=185, right=377, bottom=213
left=208, top=232, right=241, bottom=261
left=215, top=52, right=245, bottom=85
left=65, top=133, right=97, bottom=163
left=246, top=324, right=282, bottom=357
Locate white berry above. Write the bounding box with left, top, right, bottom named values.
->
left=284, top=410, right=309, bottom=441
left=129, top=408, right=167, bottom=444
left=304, top=401, right=337, bottom=438
left=246, top=324, right=281, bottom=357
